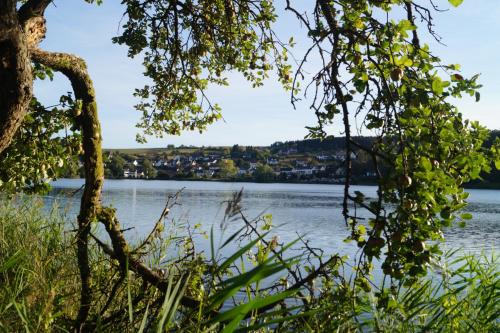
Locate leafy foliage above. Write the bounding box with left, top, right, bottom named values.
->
left=254, top=163, right=275, bottom=181
left=217, top=159, right=238, bottom=178
left=113, top=0, right=293, bottom=141
left=142, top=158, right=158, bottom=178
left=105, top=153, right=126, bottom=179
left=0, top=91, right=81, bottom=193
left=283, top=0, right=500, bottom=282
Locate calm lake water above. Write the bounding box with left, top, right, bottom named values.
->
left=46, top=179, right=499, bottom=262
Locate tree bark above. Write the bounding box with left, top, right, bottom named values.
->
left=0, top=0, right=33, bottom=154
left=30, top=49, right=104, bottom=332
left=18, top=0, right=53, bottom=26
left=30, top=48, right=206, bottom=330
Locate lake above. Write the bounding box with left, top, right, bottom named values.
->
left=45, top=179, right=499, bottom=263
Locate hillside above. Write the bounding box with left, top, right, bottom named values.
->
left=89, top=132, right=500, bottom=187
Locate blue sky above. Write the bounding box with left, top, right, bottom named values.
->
left=36, top=1, right=500, bottom=148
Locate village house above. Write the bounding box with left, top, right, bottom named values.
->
left=123, top=168, right=144, bottom=178
left=332, top=151, right=357, bottom=162
left=267, top=157, right=279, bottom=165
left=208, top=153, right=222, bottom=160
left=194, top=167, right=205, bottom=178
left=313, top=165, right=326, bottom=173
left=279, top=167, right=293, bottom=176
left=209, top=166, right=220, bottom=172
left=154, top=159, right=168, bottom=168
left=203, top=169, right=215, bottom=177
left=315, top=154, right=330, bottom=161
left=295, top=160, right=309, bottom=168
left=293, top=167, right=314, bottom=176
left=335, top=167, right=346, bottom=177
left=279, top=147, right=298, bottom=155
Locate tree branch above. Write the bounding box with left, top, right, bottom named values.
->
left=17, top=0, right=53, bottom=25
left=31, top=47, right=103, bottom=332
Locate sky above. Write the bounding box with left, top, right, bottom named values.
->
left=35, top=1, right=500, bottom=148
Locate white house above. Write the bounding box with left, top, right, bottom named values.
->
left=267, top=158, right=279, bottom=165
left=293, top=168, right=314, bottom=176
left=295, top=160, right=308, bottom=168
left=316, top=154, right=330, bottom=161
left=154, top=159, right=166, bottom=167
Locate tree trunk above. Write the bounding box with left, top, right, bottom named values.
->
left=0, top=0, right=33, bottom=154
left=31, top=49, right=104, bottom=332
left=32, top=48, right=206, bottom=330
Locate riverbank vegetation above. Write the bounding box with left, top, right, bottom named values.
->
left=1, top=197, right=498, bottom=332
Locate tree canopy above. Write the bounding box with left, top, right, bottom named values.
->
left=217, top=159, right=238, bottom=178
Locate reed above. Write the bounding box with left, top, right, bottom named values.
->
left=0, top=197, right=498, bottom=332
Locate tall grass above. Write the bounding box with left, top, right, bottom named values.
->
left=0, top=197, right=498, bottom=332
left=362, top=252, right=499, bottom=332
left=0, top=198, right=79, bottom=332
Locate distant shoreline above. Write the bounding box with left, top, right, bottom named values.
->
left=61, top=176, right=500, bottom=190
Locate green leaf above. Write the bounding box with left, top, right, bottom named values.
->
left=217, top=232, right=269, bottom=273
left=440, top=208, right=451, bottom=220
left=220, top=225, right=247, bottom=249
left=420, top=157, right=432, bottom=171
left=432, top=77, right=444, bottom=95
left=212, top=289, right=298, bottom=332
left=0, top=250, right=25, bottom=273
left=448, top=0, right=464, bottom=7
left=137, top=304, right=150, bottom=333
left=460, top=213, right=473, bottom=220
left=358, top=225, right=366, bottom=235
left=233, top=309, right=318, bottom=333
left=399, top=20, right=416, bottom=31
left=156, top=274, right=189, bottom=332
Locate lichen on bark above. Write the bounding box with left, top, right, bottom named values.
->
left=0, top=0, right=33, bottom=154
left=30, top=49, right=104, bottom=330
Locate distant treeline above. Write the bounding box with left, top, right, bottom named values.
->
left=271, top=131, right=500, bottom=187
left=273, top=130, right=500, bottom=152
left=270, top=136, right=375, bottom=153
left=473, top=130, right=500, bottom=187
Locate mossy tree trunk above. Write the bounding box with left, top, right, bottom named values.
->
left=31, top=49, right=104, bottom=331
left=30, top=48, right=204, bottom=331
left=0, top=0, right=33, bottom=154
